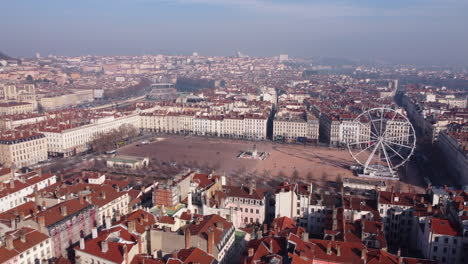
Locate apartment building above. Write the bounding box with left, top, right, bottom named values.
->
left=0, top=102, right=34, bottom=115
left=150, top=214, right=236, bottom=264
left=273, top=111, right=319, bottom=142
left=319, top=112, right=372, bottom=146
left=75, top=225, right=143, bottom=264
left=0, top=83, right=35, bottom=101
left=0, top=113, right=47, bottom=130
left=201, top=184, right=268, bottom=228
left=40, top=113, right=140, bottom=157
left=0, top=227, right=54, bottom=264
left=274, top=182, right=313, bottom=229
left=140, top=111, right=194, bottom=134
left=436, top=131, right=468, bottom=184
left=154, top=172, right=192, bottom=207
left=0, top=130, right=48, bottom=168
left=0, top=171, right=57, bottom=213
left=384, top=116, right=412, bottom=144
left=27, top=198, right=97, bottom=258
left=378, top=190, right=431, bottom=249
left=39, top=89, right=94, bottom=110
left=87, top=185, right=131, bottom=227
left=418, top=218, right=465, bottom=264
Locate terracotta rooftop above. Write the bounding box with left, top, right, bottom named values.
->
left=75, top=226, right=139, bottom=263
left=36, top=198, right=93, bottom=228
left=0, top=227, right=49, bottom=263
left=175, top=247, right=216, bottom=264
left=188, top=214, right=233, bottom=245
left=430, top=218, right=459, bottom=236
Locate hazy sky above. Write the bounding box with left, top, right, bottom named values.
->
left=1, top=0, right=467, bottom=65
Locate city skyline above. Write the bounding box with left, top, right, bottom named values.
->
left=2, top=0, right=468, bottom=66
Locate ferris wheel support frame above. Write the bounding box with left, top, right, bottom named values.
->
left=346, top=107, right=416, bottom=180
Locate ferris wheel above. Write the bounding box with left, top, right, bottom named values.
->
left=346, top=108, right=416, bottom=177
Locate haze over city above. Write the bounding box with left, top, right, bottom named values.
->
left=2, top=0, right=468, bottom=65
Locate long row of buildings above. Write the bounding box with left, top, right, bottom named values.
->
left=1, top=98, right=414, bottom=169
left=401, top=84, right=468, bottom=184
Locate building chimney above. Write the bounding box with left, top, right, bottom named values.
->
left=101, top=240, right=108, bottom=253
left=336, top=245, right=341, bottom=256
left=9, top=180, right=15, bottom=189
left=33, top=204, right=39, bottom=215
left=137, top=236, right=142, bottom=254
left=6, top=235, right=14, bottom=250
left=123, top=245, right=129, bottom=264
left=427, top=204, right=433, bottom=213
left=207, top=228, right=214, bottom=255
left=105, top=216, right=111, bottom=229
left=302, top=231, right=308, bottom=241
left=361, top=246, right=368, bottom=261
left=326, top=242, right=332, bottom=255
left=128, top=220, right=135, bottom=233
left=79, top=193, right=85, bottom=204
left=80, top=237, right=85, bottom=250
left=60, top=206, right=67, bottom=216
left=185, top=229, right=191, bottom=249
left=92, top=227, right=98, bottom=239
left=10, top=218, right=16, bottom=229
left=20, top=233, right=26, bottom=243
left=38, top=215, right=46, bottom=233
left=248, top=248, right=254, bottom=257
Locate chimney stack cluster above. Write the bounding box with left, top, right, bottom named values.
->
left=101, top=240, right=109, bottom=253
left=60, top=206, right=67, bottom=216
left=128, top=220, right=136, bottom=233
left=6, top=235, right=14, bottom=250
left=207, top=228, right=214, bottom=255
left=185, top=229, right=191, bottom=249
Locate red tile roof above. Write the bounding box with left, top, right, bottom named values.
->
left=430, top=218, right=459, bottom=236
left=188, top=214, right=233, bottom=245
left=243, top=236, right=287, bottom=264
left=222, top=185, right=266, bottom=200
left=272, top=216, right=296, bottom=231
left=176, top=247, right=216, bottom=264
left=0, top=201, right=40, bottom=227
left=75, top=226, right=139, bottom=263
left=37, top=198, right=93, bottom=228
left=130, top=254, right=165, bottom=264
left=309, top=239, right=365, bottom=263
left=192, top=173, right=219, bottom=189
left=114, top=209, right=156, bottom=235
left=0, top=227, right=49, bottom=263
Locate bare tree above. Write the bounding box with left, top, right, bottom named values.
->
left=306, top=172, right=314, bottom=183
left=89, top=124, right=139, bottom=153
left=336, top=173, right=343, bottom=183
left=292, top=169, right=300, bottom=183
left=320, top=172, right=328, bottom=184
left=395, top=181, right=402, bottom=192
left=277, top=171, right=286, bottom=182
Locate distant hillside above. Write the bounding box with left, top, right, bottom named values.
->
left=0, top=51, right=13, bottom=60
